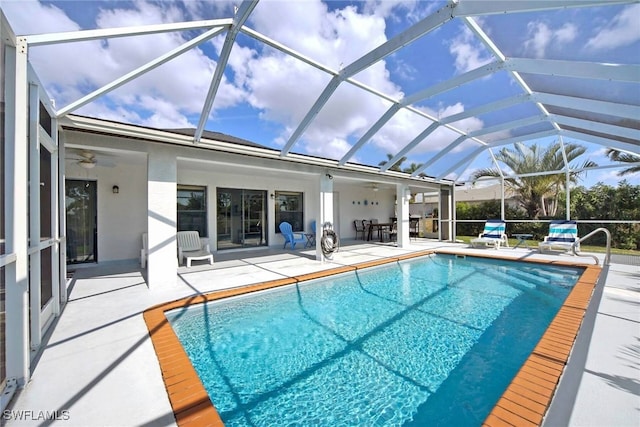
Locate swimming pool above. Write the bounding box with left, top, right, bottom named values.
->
left=165, top=254, right=584, bottom=426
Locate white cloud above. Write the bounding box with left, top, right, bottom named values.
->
left=391, top=57, right=418, bottom=81
left=235, top=2, right=489, bottom=160
left=363, top=0, right=416, bottom=20
left=586, top=4, right=640, bottom=51
left=369, top=103, right=484, bottom=160
left=3, top=1, right=109, bottom=96
left=227, top=1, right=407, bottom=159
left=523, top=21, right=577, bottom=58
left=588, top=168, right=638, bottom=187
left=177, top=0, right=235, bottom=21
left=4, top=1, right=486, bottom=165
left=448, top=25, right=493, bottom=73
left=2, top=0, right=79, bottom=34
left=555, top=23, right=578, bottom=44
left=304, top=136, right=353, bottom=159
left=6, top=1, right=248, bottom=125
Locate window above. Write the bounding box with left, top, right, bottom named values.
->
left=275, top=191, right=304, bottom=232
left=177, top=185, right=207, bottom=236
left=39, top=102, right=52, bottom=137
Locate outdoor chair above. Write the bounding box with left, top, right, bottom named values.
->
left=354, top=220, right=366, bottom=240
left=470, top=219, right=508, bottom=249
left=381, top=221, right=397, bottom=242
left=539, top=220, right=580, bottom=253
left=363, top=219, right=373, bottom=240
left=369, top=218, right=380, bottom=240
left=279, top=221, right=305, bottom=249
left=305, top=220, right=317, bottom=248
left=409, top=218, right=419, bottom=239
left=177, top=230, right=214, bottom=267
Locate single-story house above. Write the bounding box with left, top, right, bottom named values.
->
left=0, top=11, right=454, bottom=401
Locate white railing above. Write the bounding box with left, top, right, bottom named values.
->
left=572, top=227, right=611, bottom=266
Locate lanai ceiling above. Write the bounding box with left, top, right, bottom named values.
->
left=5, top=0, right=640, bottom=184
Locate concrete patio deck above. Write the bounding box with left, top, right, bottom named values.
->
left=4, top=240, right=639, bottom=426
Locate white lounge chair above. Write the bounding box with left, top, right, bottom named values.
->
left=539, top=220, right=580, bottom=253
left=177, top=231, right=214, bottom=267
left=470, top=220, right=508, bottom=249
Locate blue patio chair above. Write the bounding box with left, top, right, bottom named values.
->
left=539, top=220, right=580, bottom=253
left=279, top=221, right=305, bottom=249
left=470, top=219, right=508, bottom=249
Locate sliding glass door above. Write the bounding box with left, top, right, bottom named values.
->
left=217, top=188, right=267, bottom=250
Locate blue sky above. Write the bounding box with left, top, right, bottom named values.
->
left=2, top=0, right=639, bottom=188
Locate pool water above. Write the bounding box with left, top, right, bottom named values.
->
left=167, top=254, right=583, bottom=426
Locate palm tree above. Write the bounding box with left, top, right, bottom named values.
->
left=471, top=141, right=597, bottom=219
left=402, top=162, right=423, bottom=174
left=379, top=153, right=406, bottom=172
left=378, top=154, right=427, bottom=177
left=606, top=149, right=640, bottom=176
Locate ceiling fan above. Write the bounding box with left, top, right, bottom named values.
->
left=66, top=150, right=115, bottom=169
left=365, top=183, right=380, bottom=192
left=74, top=151, right=97, bottom=169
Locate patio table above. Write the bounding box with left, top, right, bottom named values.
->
left=513, top=233, right=533, bottom=249
left=368, top=223, right=394, bottom=242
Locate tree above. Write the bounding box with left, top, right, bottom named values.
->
left=606, top=149, right=640, bottom=176
left=378, top=154, right=427, bottom=177
left=471, top=141, right=597, bottom=219
left=570, top=181, right=640, bottom=250
left=378, top=153, right=406, bottom=172
left=403, top=162, right=427, bottom=177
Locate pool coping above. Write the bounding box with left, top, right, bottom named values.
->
left=142, top=249, right=600, bottom=427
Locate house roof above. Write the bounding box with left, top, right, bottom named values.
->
left=165, top=128, right=266, bottom=149
left=3, top=1, right=639, bottom=185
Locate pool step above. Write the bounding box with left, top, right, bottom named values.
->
left=515, top=267, right=578, bottom=286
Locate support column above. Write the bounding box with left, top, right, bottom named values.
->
left=5, top=37, right=31, bottom=386
left=451, top=183, right=457, bottom=241
left=147, top=148, right=177, bottom=287
left=396, top=184, right=410, bottom=248
left=439, top=186, right=452, bottom=241
left=317, top=173, right=334, bottom=261
left=58, top=132, right=68, bottom=305
left=28, top=83, right=41, bottom=350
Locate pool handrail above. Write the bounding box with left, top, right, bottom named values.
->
left=572, top=227, right=611, bottom=266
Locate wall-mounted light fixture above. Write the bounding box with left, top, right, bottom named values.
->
left=270, top=193, right=275, bottom=199
left=112, top=185, right=119, bottom=194
left=325, top=173, right=333, bottom=180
